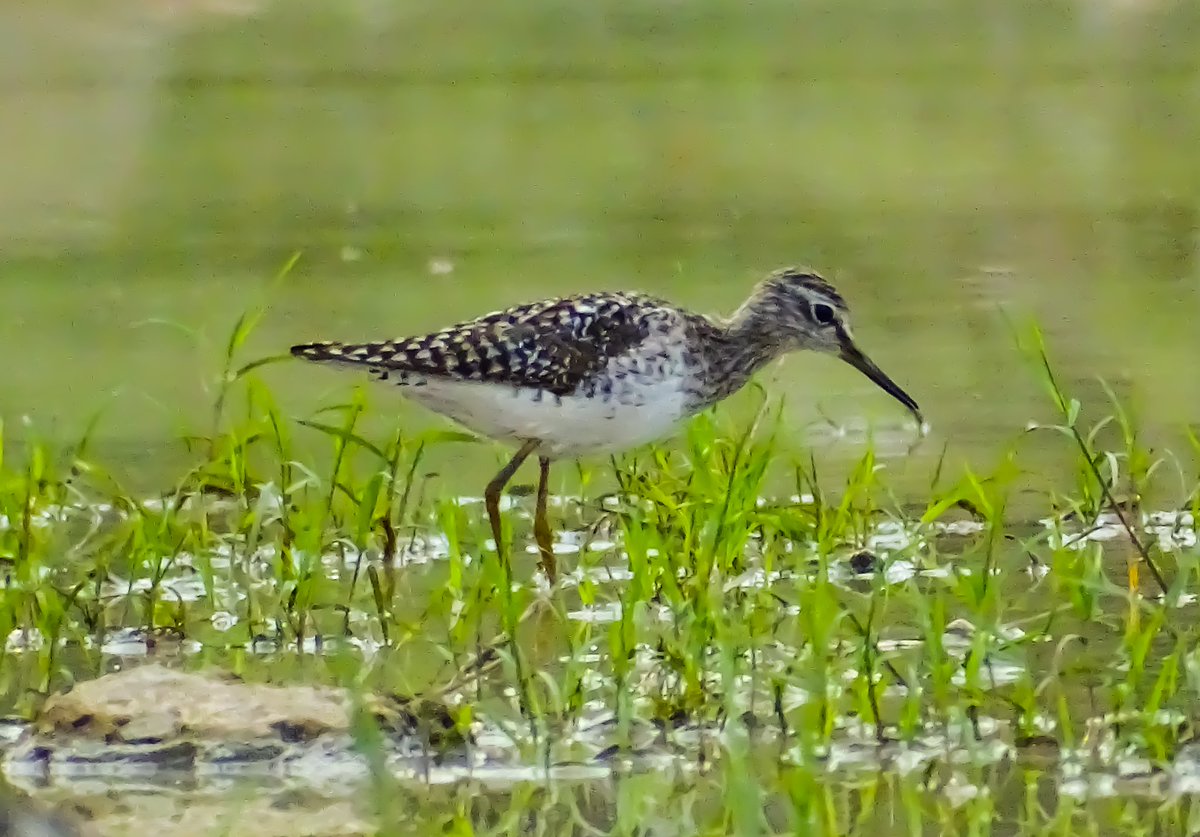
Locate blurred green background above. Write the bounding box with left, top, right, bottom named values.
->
left=2, top=0, right=1198, bottom=493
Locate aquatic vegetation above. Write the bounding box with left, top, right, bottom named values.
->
left=1, top=306, right=1200, bottom=837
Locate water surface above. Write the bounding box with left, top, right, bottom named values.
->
left=2, top=0, right=1198, bottom=495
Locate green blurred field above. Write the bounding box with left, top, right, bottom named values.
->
left=1, top=0, right=1198, bottom=490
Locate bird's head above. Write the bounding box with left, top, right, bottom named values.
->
left=739, top=267, right=923, bottom=425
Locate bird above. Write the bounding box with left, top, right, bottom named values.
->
left=290, top=267, right=922, bottom=584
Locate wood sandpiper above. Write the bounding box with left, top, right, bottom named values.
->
left=291, top=267, right=922, bottom=583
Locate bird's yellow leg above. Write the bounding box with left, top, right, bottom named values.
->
left=484, top=439, right=539, bottom=571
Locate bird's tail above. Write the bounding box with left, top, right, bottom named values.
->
left=290, top=341, right=364, bottom=366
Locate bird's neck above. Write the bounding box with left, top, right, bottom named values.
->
left=687, top=306, right=788, bottom=409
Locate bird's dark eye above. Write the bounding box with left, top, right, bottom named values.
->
left=811, top=303, right=836, bottom=325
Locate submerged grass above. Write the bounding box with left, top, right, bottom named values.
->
left=2, top=300, right=1200, bottom=835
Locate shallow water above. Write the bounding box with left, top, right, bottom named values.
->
left=2, top=491, right=1199, bottom=835
left=2, top=0, right=1199, bottom=495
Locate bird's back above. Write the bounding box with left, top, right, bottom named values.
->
left=291, top=290, right=681, bottom=397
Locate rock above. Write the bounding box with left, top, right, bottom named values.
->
left=3, top=664, right=468, bottom=782
left=36, top=665, right=350, bottom=743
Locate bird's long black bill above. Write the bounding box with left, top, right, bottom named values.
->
left=839, top=344, right=924, bottom=427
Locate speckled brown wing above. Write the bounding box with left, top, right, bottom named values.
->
left=291, top=292, right=667, bottom=397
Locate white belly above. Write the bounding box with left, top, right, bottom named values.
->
left=397, top=377, right=690, bottom=459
